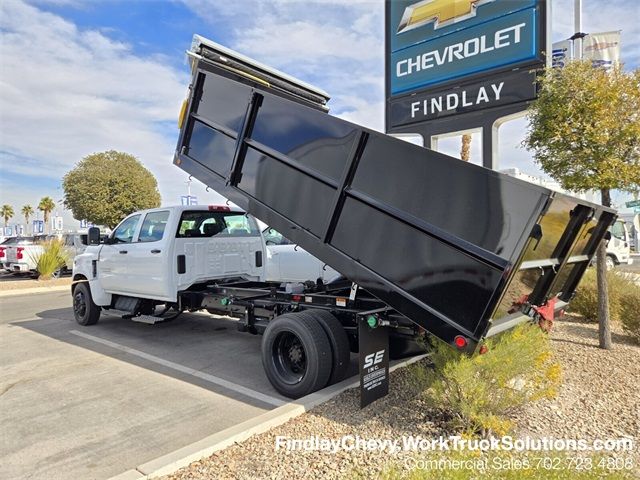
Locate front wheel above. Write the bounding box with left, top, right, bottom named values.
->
left=261, top=312, right=332, bottom=398
left=73, top=282, right=101, bottom=326
left=606, top=256, right=616, bottom=271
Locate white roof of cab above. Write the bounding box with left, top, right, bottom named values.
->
left=141, top=204, right=245, bottom=215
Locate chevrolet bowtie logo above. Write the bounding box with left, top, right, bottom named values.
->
left=397, top=0, right=495, bottom=34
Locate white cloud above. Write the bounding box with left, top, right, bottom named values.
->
left=181, top=0, right=385, bottom=113
left=0, top=0, right=228, bottom=218
left=234, top=18, right=380, bottom=64
left=335, top=98, right=385, bottom=132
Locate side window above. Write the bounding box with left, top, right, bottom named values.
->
left=64, top=235, right=75, bottom=247
left=611, top=221, right=626, bottom=241
left=112, top=215, right=141, bottom=243
left=138, top=211, right=170, bottom=242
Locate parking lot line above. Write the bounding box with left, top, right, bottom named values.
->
left=69, top=329, right=286, bottom=407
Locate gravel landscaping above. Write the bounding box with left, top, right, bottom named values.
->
left=164, top=315, right=639, bottom=480
left=0, top=276, right=72, bottom=291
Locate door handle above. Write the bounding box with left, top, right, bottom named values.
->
left=119, top=250, right=128, bottom=254
left=151, top=249, right=161, bottom=254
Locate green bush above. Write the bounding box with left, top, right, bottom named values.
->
left=568, top=267, right=640, bottom=342
left=411, top=323, right=560, bottom=436
left=569, top=269, right=635, bottom=322
left=31, top=239, right=70, bottom=280
left=620, top=284, right=640, bottom=343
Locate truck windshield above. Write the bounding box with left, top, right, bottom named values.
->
left=176, top=211, right=259, bottom=237
left=610, top=221, right=627, bottom=241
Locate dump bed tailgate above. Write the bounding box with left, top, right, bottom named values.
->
left=174, top=37, right=616, bottom=352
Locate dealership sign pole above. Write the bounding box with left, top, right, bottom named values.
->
left=385, top=0, right=550, bottom=168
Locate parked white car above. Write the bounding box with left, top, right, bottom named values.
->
left=263, top=227, right=340, bottom=284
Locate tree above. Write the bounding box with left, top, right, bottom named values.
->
left=38, top=197, right=56, bottom=233
left=22, top=205, right=34, bottom=229
left=1, top=204, right=14, bottom=227
left=63, top=150, right=161, bottom=228
left=460, top=134, right=472, bottom=161
left=524, top=61, right=640, bottom=350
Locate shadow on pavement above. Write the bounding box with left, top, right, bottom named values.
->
left=14, top=306, right=311, bottom=410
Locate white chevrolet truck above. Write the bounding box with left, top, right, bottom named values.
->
left=72, top=205, right=339, bottom=326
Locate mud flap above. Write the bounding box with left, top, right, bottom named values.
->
left=359, top=317, right=389, bottom=408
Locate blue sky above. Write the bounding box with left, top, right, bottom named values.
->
left=1, top=0, right=639, bottom=229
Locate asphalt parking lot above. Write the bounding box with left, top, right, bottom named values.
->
left=0, top=290, right=358, bottom=480
left=0, top=271, right=33, bottom=282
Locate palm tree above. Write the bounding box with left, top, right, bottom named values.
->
left=38, top=197, right=56, bottom=233
left=22, top=205, right=34, bottom=234
left=1, top=204, right=14, bottom=228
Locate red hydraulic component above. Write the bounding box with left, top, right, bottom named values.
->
left=533, top=297, right=558, bottom=332
left=508, top=294, right=529, bottom=314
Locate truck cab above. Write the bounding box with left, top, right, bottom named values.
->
left=607, top=219, right=633, bottom=269
left=74, top=205, right=265, bottom=304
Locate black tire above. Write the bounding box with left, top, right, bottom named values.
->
left=73, top=282, right=101, bottom=326
left=261, top=312, right=332, bottom=398
left=299, top=310, right=351, bottom=385
left=606, top=255, right=616, bottom=271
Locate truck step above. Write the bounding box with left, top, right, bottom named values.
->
left=131, top=315, right=164, bottom=325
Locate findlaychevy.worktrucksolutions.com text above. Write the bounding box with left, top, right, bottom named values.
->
left=274, top=435, right=635, bottom=455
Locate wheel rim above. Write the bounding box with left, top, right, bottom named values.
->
left=74, top=290, right=87, bottom=318
left=272, top=330, right=307, bottom=385
left=606, top=258, right=615, bottom=270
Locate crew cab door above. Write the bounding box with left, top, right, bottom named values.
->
left=125, top=210, right=172, bottom=299
left=98, top=214, right=141, bottom=293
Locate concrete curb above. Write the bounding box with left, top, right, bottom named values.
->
left=0, top=284, right=71, bottom=298
left=109, top=354, right=428, bottom=480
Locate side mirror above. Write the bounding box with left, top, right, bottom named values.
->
left=88, top=227, right=101, bottom=245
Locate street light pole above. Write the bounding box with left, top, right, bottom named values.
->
left=573, top=0, right=583, bottom=59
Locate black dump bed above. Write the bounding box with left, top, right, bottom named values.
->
left=174, top=36, right=616, bottom=352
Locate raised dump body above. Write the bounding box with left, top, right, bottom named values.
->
left=174, top=36, right=616, bottom=352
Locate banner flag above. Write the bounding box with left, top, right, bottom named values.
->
left=552, top=40, right=572, bottom=68
left=583, top=31, right=621, bottom=69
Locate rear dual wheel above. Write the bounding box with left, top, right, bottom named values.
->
left=261, top=310, right=350, bottom=399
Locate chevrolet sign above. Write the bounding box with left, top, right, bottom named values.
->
left=387, top=0, right=543, bottom=95
left=397, top=0, right=496, bottom=34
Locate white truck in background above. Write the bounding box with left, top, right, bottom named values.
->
left=606, top=219, right=633, bottom=269
left=71, top=205, right=340, bottom=325
left=2, top=232, right=103, bottom=277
